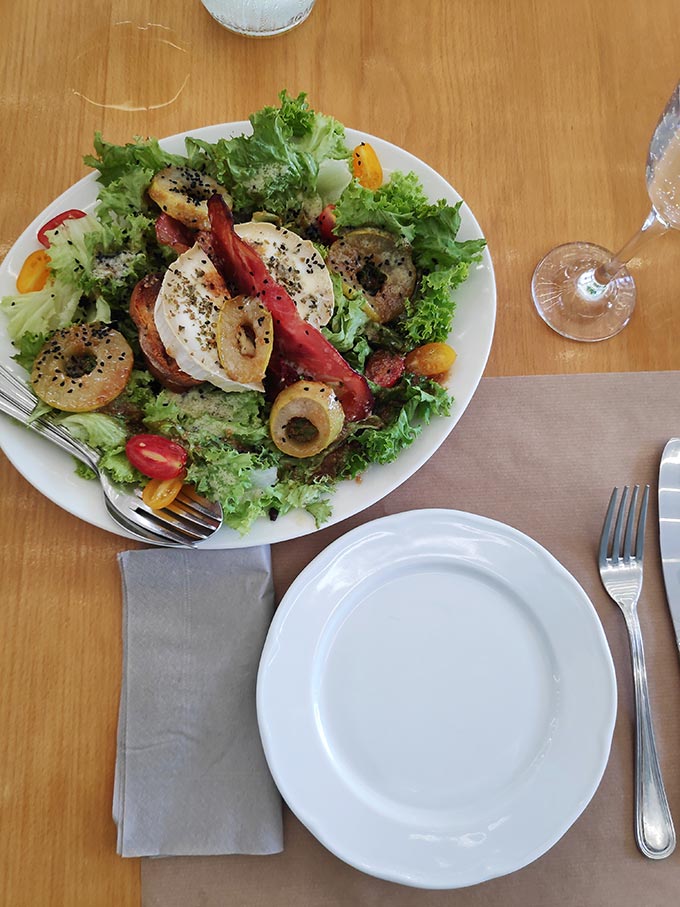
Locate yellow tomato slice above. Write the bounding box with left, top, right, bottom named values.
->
left=17, top=249, right=51, bottom=293
left=352, top=142, right=383, bottom=190
left=142, top=474, right=186, bottom=510
left=405, top=342, right=457, bottom=377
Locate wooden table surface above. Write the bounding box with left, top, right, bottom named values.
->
left=1, top=1, right=679, bottom=904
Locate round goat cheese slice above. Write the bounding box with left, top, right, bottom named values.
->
left=153, top=243, right=264, bottom=393
left=234, top=221, right=334, bottom=329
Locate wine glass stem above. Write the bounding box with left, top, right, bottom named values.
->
left=577, top=210, right=669, bottom=299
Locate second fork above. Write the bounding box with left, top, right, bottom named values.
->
left=599, top=485, right=675, bottom=859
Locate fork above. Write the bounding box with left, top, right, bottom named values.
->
left=0, top=372, right=223, bottom=547
left=599, top=485, right=676, bottom=859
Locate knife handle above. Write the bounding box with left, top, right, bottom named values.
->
left=625, top=607, right=676, bottom=859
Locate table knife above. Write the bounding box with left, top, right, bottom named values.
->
left=659, top=437, right=680, bottom=655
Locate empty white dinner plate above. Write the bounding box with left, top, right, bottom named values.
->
left=257, top=509, right=617, bottom=888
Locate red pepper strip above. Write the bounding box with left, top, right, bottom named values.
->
left=207, top=195, right=373, bottom=422
left=37, top=209, right=87, bottom=247
left=155, top=213, right=195, bottom=253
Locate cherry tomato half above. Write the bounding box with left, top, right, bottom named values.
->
left=405, top=342, right=457, bottom=377
left=16, top=249, right=51, bottom=293
left=142, top=473, right=186, bottom=510
left=316, top=204, right=337, bottom=244
left=125, top=433, right=188, bottom=480
left=37, top=209, right=87, bottom=248
left=352, top=142, right=383, bottom=190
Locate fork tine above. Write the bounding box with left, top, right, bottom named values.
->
left=165, top=499, right=221, bottom=531
left=599, top=487, right=619, bottom=567
left=623, top=485, right=639, bottom=562
left=177, top=485, right=221, bottom=518
left=637, top=484, right=650, bottom=561
left=130, top=507, right=204, bottom=544
left=612, top=485, right=629, bottom=561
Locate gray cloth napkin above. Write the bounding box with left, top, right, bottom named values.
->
left=114, top=546, right=283, bottom=858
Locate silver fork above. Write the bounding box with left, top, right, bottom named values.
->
left=599, top=485, right=675, bottom=859
left=0, top=372, right=223, bottom=547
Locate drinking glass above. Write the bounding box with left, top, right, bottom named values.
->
left=531, top=80, right=680, bottom=342
left=201, top=0, right=316, bottom=36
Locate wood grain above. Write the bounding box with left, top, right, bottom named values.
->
left=1, top=1, right=679, bottom=904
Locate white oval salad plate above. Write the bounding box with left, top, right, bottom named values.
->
left=0, top=124, right=495, bottom=548
left=257, top=509, right=617, bottom=888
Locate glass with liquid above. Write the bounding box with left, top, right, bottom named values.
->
left=531, top=80, right=680, bottom=342
left=200, top=0, right=316, bottom=36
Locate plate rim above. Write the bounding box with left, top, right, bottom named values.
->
left=0, top=123, right=496, bottom=548
left=256, top=508, right=617, bottom=889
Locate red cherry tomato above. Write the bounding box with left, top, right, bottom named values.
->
left=317, top=204, right=337, bottom=244
left=37, top=209, right=87, bottom=247
left=125, top=433, right=188, bottom=480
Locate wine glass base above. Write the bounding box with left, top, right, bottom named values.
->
left=531, top=242, right=636, bottom=342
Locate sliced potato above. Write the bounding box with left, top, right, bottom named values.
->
left=148, top=165, right=232, bottom=230
left=270, top=381, right=344, bottom=458
left=326, top=227, right=417, bottom=324
left=216, top=295, right=274, bottom=384
left=31, top=323, right=133, bottom=412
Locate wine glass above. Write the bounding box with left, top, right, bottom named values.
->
left=531, top=80, right=680, bottom=342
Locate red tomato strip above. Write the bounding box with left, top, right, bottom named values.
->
left=37, top=209, right=87, bottom=247
left=207, top=195, right=373, bottom=422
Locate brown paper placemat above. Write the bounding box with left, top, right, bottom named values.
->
left=142, top=372, right=680, bottom=906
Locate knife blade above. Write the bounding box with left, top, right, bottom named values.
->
left=659, top=437, right=680, bottom=655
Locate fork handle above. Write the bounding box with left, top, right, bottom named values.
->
left=624, top=607, right=676, bottom=859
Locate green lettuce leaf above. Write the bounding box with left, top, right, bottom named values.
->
left=46, top=211, right=165, bottom=314
left=191, top=90, right=350, bottom=217
left=0, top=280, right=83, bottom=342
left=321, top=274, right=372, bottom=369
left=56, top=412, right=128, bottom=450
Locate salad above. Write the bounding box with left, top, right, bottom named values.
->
left=1, top=91, right=486, bottom=535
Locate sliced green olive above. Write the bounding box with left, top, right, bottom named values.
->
left=31, top=323, right=133, bottom=412
left=270, top=381, right=345, bottom=458
left=216, top=295, right=273, bottom=384
left=326, top=227, right=417, bottom=324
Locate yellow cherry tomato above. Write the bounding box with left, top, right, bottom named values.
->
left=16, top=249, right=51, bottom=293
left=353, top=142, right=383, bottom=190
left=142, top=474, right=186, bottom=510
left=405, top=342, right=457, bottom=377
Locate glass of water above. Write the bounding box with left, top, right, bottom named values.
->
left=531, top=80, right=680, bottom=342
left=201, top=0, right=317, bottom=37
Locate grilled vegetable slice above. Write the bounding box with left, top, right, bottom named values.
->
left=216, top=295, right=274, bottom=384
left=148, top=165, right=232, bottom=230
left=31, top=323, right=133, bottom=412
left=270, top=381, right=344, bottom=458
left=130, top=273, right=203, bottom=393
left=326, top=227, right=417, bottom=324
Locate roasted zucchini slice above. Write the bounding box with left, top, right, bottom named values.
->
left=270, top=381, right=344, bottom=458
left=326, top=227, right=417, bottom=323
